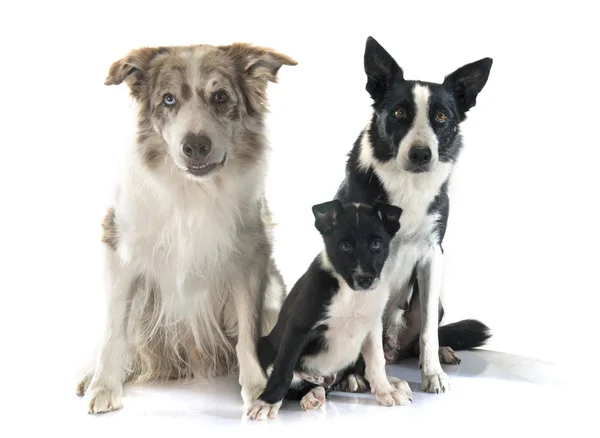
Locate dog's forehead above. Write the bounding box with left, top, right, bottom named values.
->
left=384, top=81, right=454, bottom=111
left=338, top=205, right=382, bottom=233
left=152, top=46, right=236, bottom=89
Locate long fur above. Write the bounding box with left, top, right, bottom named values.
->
left=77, top=42, right=297, bottom=414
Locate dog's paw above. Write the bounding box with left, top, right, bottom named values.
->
left=337, top=373, right=369, bottom=393
left=246, top=399, right=282, bottom=421
left=84, top=383, right=123, bottom=414
left=76, top=373, right=93, bottom=397
left=421, top=370, right=450, bottom=394
left=374, top=377, right=412, bottom=407
left=241, top=380, right=267, bottom=409
left=300, top=386, right=326, bottom=411
left=439, top=346, right=461, bottom=365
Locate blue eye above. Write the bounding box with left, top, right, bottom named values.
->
left=340, top=241, right=351, bottom=252
left=164, top=94, right=176, bottom=106
left=371, top=239, right=382, bottom=250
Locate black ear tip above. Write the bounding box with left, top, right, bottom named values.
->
left=365, top=36, right=380, bottom=49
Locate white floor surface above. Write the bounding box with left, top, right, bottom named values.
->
left=13, top=350, right=589, bottom=437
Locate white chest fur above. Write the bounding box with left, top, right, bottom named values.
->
left=301, top=281, right=390, bottom=376
left=358, top=131, right=452, bottom=296
left=113, top=155, right=264, bottom=320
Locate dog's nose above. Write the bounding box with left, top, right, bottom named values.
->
left=181, top=134, right=212, bottom=162
left=408, top=146, right=432, bottom=165
left=354, top=274, right=375, bottom=290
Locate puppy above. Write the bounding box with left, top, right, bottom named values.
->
left=246, top=200, right=412, bottom=420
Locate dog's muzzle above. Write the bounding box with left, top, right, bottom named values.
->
left=181, top=133, right=226, bottom=177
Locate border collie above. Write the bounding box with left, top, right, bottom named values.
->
left=75, top=42, right=296, bottom=413
left=247, top=200, right=411, bottom=420
left=334, top=37, right=493, bottom=394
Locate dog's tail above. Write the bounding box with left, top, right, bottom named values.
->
left=393, top=319, right=492, bottom=361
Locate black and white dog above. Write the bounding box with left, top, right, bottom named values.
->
left=334, top=37, right=494, bottom=394
left=246, top=201, right=411, bottom=420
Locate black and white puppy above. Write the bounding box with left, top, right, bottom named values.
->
left=334, top=37, right=494, bottom=394
left=246, top=200, right=412, bottom=421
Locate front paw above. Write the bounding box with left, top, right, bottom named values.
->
left=241, top=379, right=267, bottom=409
left=375, top=377, right=412, bottom=406
left=421, top=370, right=450, bottom=394
left=84, top=382, right=123, bottom=414
left=246, top=399, right=282, bottom=420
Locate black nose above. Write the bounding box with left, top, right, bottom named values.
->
left=408, top=146, right=432, bottom=165
left=354, top=274, right=375, bottom=290
left=181, top=134, right=212, bottom=162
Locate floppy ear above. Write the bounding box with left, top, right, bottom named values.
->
left=373, top=202, right=403, bottom=236
left=443, top=57, right=493, bottom=115
left=312, top=200, right=344, bottom=235
left=225, top=43, right=297, bottom=83
left=364, top=36, right=404, bottom=102
left=104, top=46, right=167, bottom=87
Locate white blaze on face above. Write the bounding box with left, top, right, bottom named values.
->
left=397, top=84, right=439, bottom=167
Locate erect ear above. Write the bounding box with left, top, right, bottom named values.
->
left=312, top=200, right=344, bottom=235
left=225, top=43, right=297, bottom=83
left=104, top=46, right=167, bottom=87
left=443, top=57, right=493, bottom=115
left=364, top=36, right=404, bottom=102
left=373, top=202, right=403, bottom=236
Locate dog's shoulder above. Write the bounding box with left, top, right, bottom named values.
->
left=279, top=254, right=341, bottom=330
left=335, top=134, right=389, bottom=205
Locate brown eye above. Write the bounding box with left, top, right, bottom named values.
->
left=212, top=90, right=228, bottom=104
left=394, top=108, right=407, bottom=119
left=435, top=111, right=447, bottom=122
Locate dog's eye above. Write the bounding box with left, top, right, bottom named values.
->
left=339, top=241, right=352, bottom=252
left=371, top=239, right=382, bottom=250
left=435, top=111, right=447, bottom=122
left=212, top=90, right=229, bottom=104
left=394, top=108, right=407, bottom=119
left=163, top=94, right=176, bottom=106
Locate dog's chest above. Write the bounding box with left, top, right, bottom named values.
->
left=375, top=163, right=450, bottom=290
left=117, top=185, right=243, bottom=292
left=301, top=284, right=388, bottom=375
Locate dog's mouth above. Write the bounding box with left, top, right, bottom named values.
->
left=404, top=162, right=432, bottom=174
left=351, top=278, right=380, bottom=292
left=186, top=154, right=227, bottom=177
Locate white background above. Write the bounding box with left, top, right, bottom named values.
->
left=1, top=0, right=599, bottom=393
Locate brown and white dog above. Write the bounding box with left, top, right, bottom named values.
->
left=76, top=42, right=296, bottom=414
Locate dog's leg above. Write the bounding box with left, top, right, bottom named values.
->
left=247, top=326, right=310, bottom=420
left=417, top=244, right=450, bottom=393
left=362, top=320, right=412, bottom=407
left=233, top=271, right=271, bottom=409
left=80, top=249, right=135, bottom=414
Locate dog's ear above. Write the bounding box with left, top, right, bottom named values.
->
left=312, top=200, right=344, bottom=235
left=373, top=202, right=402, bottom=236
left=364, top=36, right=404, bottom=102
left=224, top=43, right=297, bottom=115
left=104, top=47, right=167, bottom=87
left=226, top=43, right=297, bottom=83
left=443, top=57, right=493, bottom=115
